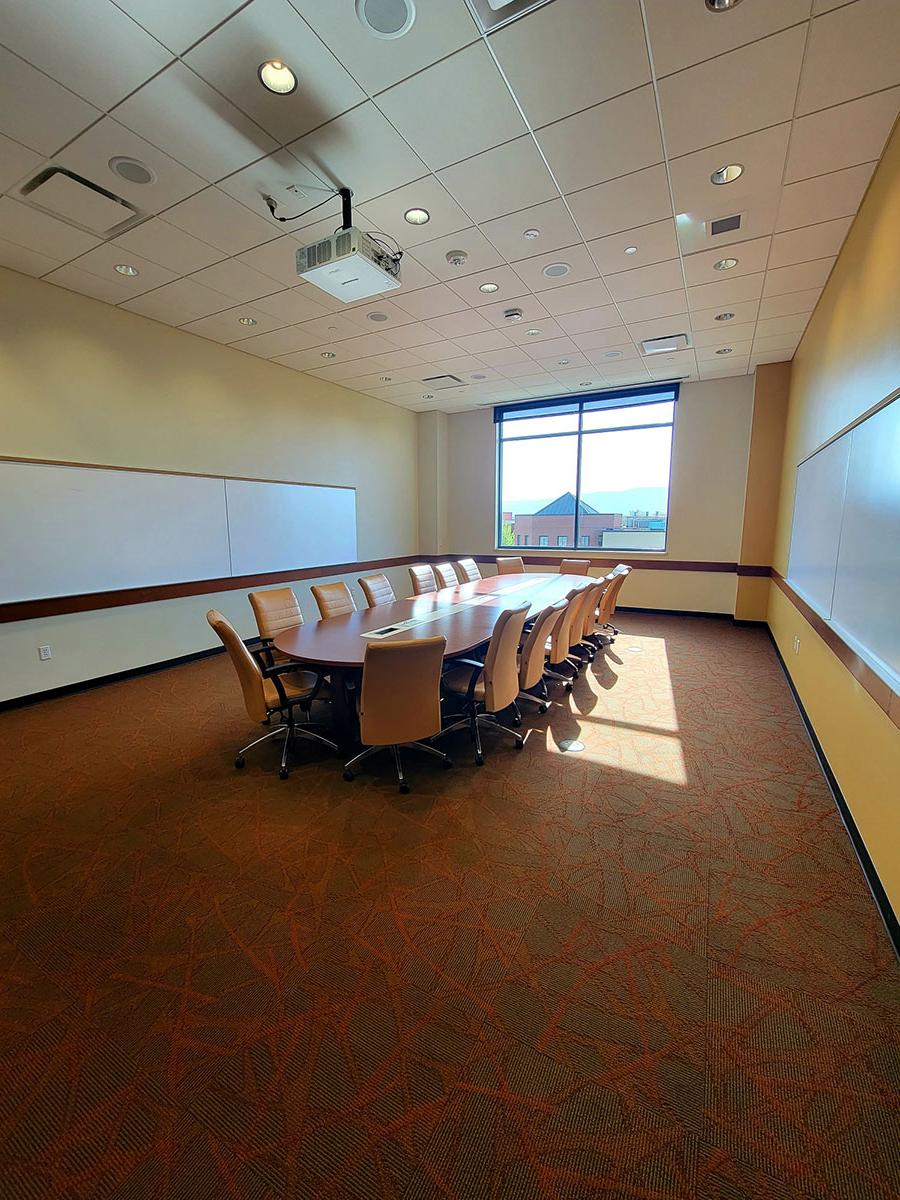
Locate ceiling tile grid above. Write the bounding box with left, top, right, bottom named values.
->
left=0, top=0, right=897, bottom=412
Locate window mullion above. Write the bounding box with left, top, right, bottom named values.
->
left=573, top=402, right=584, bottom=549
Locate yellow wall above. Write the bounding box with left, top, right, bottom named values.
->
left=0, top=268, right=418, bottom=701
left=442, top=375, right=755, bottom=613
left=768, top=121, right=900, bottom=911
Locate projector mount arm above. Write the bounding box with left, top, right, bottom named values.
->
left=262, top=186, right=354, bottom=226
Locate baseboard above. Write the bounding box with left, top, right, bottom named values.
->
left=768, top=631, right=900, bottom=959
left=733, top=617, right=768, bottom=627
left=0, top=645, right=225, bottom=712
left=617, top=605, right=733, bottom=620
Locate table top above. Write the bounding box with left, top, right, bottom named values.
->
left=274, top=572, right=591, bottom=669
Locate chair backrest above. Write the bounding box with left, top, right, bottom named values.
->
left=548, top=588, right=583, bottom=666
left=482, top=603, right=530, bottom=713
left=496, top=556, right=525, bottom=575
left=455, top=557, right=482, bottom=583
left=248, top=587, right=303, bottom=641
left=311, top=581, right=357, bottom=619
left=519, top=599, right=567, bottom=690
left=597, top=567, right=631, bottom=623
left=409, top=563, right=438, bottom=595
left=358, top=636, right=446, bottom=746
left=207, top=609, right=267, bottom=724
left=567, top=586, right=598, bottom=651
left=433, top=561, right=458, bottom=589
left=558, top=559, right=590, bottom=576
left=580, top=580, right=608, bottom=639
left=358, top=572, right=395, bottom=608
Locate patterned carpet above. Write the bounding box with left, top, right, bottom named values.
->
left=0, top=613, right=897, bottom=1199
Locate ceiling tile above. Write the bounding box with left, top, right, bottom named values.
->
left=512, top=244, right=600, bottom=294
left=276, top=332, right=396, bottom=370
left=643, top=0, right=811, bottom=78
left=587, top=219, right=678, bottom=275
left=377, top=42, right=526, bottom=171
left=537, top=85, right=663, bottom=195
left=478, top=293, right=551, bottom=329
left=437, top=135, right=557, bottom=225
left=623, top=316, right=690, bottom=344
left=0, top=0, right=172, bottom=110
left=233, top=323, right=323, bottom=358
left=556, top=306, right=625, bottom=336
left=298, top=313, right=365, bottom=343
left=618, top=289, right=690, bottom=324
left=0, top=236, right=61, bottom=277
left=408, top=227, right=504, bottom=281
left=251, top=284, right=333, bottom=324
left=0, top=45, right=101, bottom=157
left=489, top=0, right=650, bottom=128
left=476, top=346, right=535, bottom=369
left=180, top=302, right=289, bottom=343
left=784, top=88, right=900, bottom=182
left=378, top=321, right=446, bottom=349
left=287, top=102, right=427, bottom=205
left=695, top=340, right=754, bottom=363
left=656, top=26, right=806, bottom=158
left=189, top=258, right=285, bottom=303
left=425, top=309, right=493, bottom=340
left=605, top=258, right=684, bottom=302
left=111, top=218, right=224, bottom=274
left=44, top=262, right=147, bottom=305
left=762, top=258, right=835, bottom=296
left=234, top=237, right=310, bottom=290
left=757, top=288, right=822, bottom=319
left=566, top=164, right=672, bottom=240
left=682, top=236, right=771, bottom=286
left=392, top=283, right=468, bottom=320
left=687, top=273, right=764, bottom=309
left=119, top=276, right=234, bottom=324
left=0, top=131, right=42, bottom=193
left=185, top=0, right=364, bottom=144
left=342, top=300, right=417, bottom=333
left=0, top=195, right=99, bottom=260
left=691, top=321, right=757, bottom=347
left=161, top=187, right=278, bottom=254
left=113, top=0, right=247, bottom=54
left=504, top=318, right=567, bottom=345
left=796, top=0, right=900, bottom=116
left=752, top=332, right=802, bottom=353
left=754, top=312, right=811, bottom=338
left=540, top=278, right=614, bottom=316
left=527, top=336, right=582, bottom=362
left=445, top=266, right=528, bottom=308
left=62, top=243, right=177, bottom=295
left=291, top=0, right=477, bottom=95
left=112, top=62, right=277, bottom=184
left=357, top=176, right=469, bottom=249
left=215, top=150, right=330, bottom=237
left=54, top=117, right=206, bottom=215
left=775, top=162, right=875, bottom=231
left=689, top=299, right=760, bottom=329
left=768, top=216, right=852, bottom=268
left=480, top=198, right=578, bottom=263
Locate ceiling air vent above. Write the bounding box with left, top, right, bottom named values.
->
left=19, top=167, right=141, bottom=236
left=640, top=334, right=691, bottom=355
left=709, top=213, right=742, bottom=237
left=421, top=374, right=466, bottom=390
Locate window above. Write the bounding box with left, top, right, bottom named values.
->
left=496, top=386, right=677, bottom=552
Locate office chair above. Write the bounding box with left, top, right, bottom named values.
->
left=517, top=599, right=567, bottom=713
left=440, top=603, right=530, bottom=765
left=592, top=566, right=632, bottom=644
left=455, top=558, right=482, bottom=583
left=342, top=636, right=452, bottom=793
left=409, top=563, right=438, bottom=595
left=558, top=558, right=590, bottom=576
left=206, top=610, right=336, bottom=779
left=544, top=588, right=585, bottom=692
left=248, top=586, right=303, bottom=663
left=311, top=581, right=357, bottom=619
left=496, top=556, right=525, bottom=575
left=433, top=561, right=458, bottom=589
left=358, top=572, right=395, bottom=608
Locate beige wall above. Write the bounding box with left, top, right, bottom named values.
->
left=442, top=376, right=755, bottom=613
left=416, top=410, right=448, bottom=554
left=0, top=268, right=418, bottom=701
left=768, top=121, right=900, bottom=911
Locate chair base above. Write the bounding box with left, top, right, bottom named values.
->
left=342, top=740, right=452, bottom=793
left=235, top=719, right=338, bottom=779
left=438, top=710, right=524, bottom=766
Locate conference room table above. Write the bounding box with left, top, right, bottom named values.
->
left=274, top=571, right=592, bottom=749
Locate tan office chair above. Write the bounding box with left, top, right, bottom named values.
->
left=311, top=581, right=357, bottom=619
left=433, top=561, right=458, bottom=589
left=342, top=636, right=452, bottom=793
left=496, top=556, right=525, bottom=575
left=544, top=588, right=586, bottom=693
left=409, top=563, right=438, bottom=595
left=358, top=572, right=395, bottom=608
left=207, top=609, right=336, bottom=779
left=558, top=558, right=590, bottom=576
left=248, top=586, right=303, bottom=662
left=440, top=603, right=530, bottom=764
left=517, top=599, right=567, bottom=714
left=455, top=558, right=482, bottom=583
left=592, top=566, right=632, bottom=644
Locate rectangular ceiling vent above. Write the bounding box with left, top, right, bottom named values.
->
left=709, top=213, right=742, bottom=237
left=465, top=0, right=554, bottom=33
left=421, top=374, right=465, bottom=390
left=19, top=167, right=142, bottom=237
left=640, top=334, right=690, bottom=356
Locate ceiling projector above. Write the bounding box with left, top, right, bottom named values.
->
left=295, top=227, right=401, bottom=302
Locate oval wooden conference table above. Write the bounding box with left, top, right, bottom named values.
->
left=274, top=571, right=591, bottom=749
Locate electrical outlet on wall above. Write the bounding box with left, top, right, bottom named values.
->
left=38, top=644, right=52, bottom=661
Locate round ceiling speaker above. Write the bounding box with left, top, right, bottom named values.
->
left=356, top=0, right=416, bottom=39
left=108, top=156, right=156, bottom=185
left=542, top=262, right=571, bottom=278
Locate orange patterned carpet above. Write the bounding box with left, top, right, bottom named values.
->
left=0, top=613, right=897, bottom=1199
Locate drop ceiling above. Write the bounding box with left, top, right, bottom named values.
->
left=0, top=0, right=898, bottom=413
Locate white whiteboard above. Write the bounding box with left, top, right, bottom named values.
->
left=226, top=479, right=356, bottom=576
left=786, top=435, right=850, bottom=617
left=0, top=459, right=357, bottom=603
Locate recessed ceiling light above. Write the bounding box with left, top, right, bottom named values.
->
left=321, top=351, right=336, bottom=359
left=258, top=60, right=297, bottom=94
left=379, top=375, right=392, bottom=382
left=114, top=263, right=139, bottom=276
left=714, top=257, right=739, bottom=271
left=525, top=328, right=541, bottom=336
left=471, top=373, right=487, bottom=380
left=367, top=311, right=388, bottom=322
left=479, top=282, right=500, bottom=293
left=108, top=156, right=156, bottom=185
left=715, top=311, right=735, bottom=321
left=558, top=358, right=570, bottom=365
left=356, top=0, right=417, bottom=39
left=404, top=207, right=430, bottom=225
left=579, top=381, right=592, bottom=387
left=422, top=392, right=434, bottom=399
left=716, top=347, right=734, bottom=355
left=624, top=245, right=639, bottom=255
left=706, top=0, right=743, bottom=10
left=542, top=262, right=571, bottom=278
left=237, top=316, right=257, bottom=326
left=523, top=228, right=540, bottom=240
left=604, top=350, right=623, bottom=359
left=711, top=163, right=744, bottom=185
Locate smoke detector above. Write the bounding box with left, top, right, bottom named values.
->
left=445, top=249, right=469, bottom=267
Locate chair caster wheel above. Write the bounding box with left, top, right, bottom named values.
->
left=512, top=717, right=522, bottom=728
left=475, top=753, right=485, bottom=766
left=399, top=782, right=410, bottom=794
left=234, top=756, right=245, bottom=769
left=278, top=767, right=289, bottom=780
left=342, top=770, right=355, bottom=782
left=515, top=739, right=524, bottom=751
left=442, top=758, right=453, bottom=769
left=565, top=682, right=573, bottom=693
left=538, top=703, right=548, bottom=714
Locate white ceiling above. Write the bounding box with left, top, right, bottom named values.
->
left=1, top=0, right=898, bottom=413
